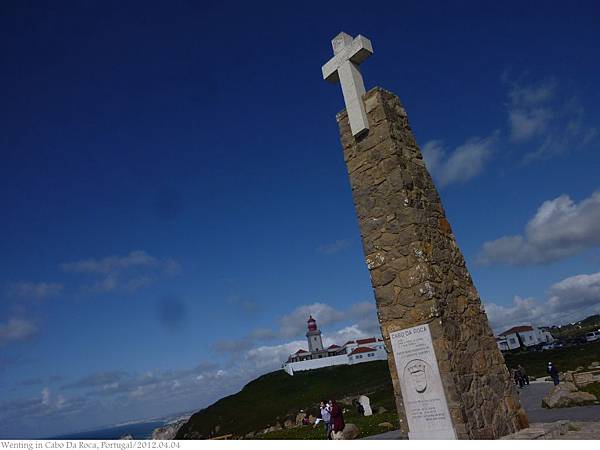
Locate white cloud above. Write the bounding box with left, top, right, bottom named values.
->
left=0, top=386, right=90, bottom=436
left=62, top=371, right=128, bottom=390
left=548, top=272, right=600, bottom=312
left=323, top=324, right=374, bottom=347
left=484, top=296, right=546, bottom=333
left=41, top=387, right=51, bottom=406
left=61, top=250, right=181, bottom=293
left=422, top=134, right=497, bottom=187
left=8, top=282, right=63, bottom=299
left=505, top=78, right=597, bottom=162
left=509, top=80, right=556, bottom=106
left=0, top=318, right=37, bottom=346
left=509, top=109, right=552, bottom=142
left=485, top=271, right=600, bottom=333
left=478, top=190, right=600, bottom=266
left=508, top=80, right=556, bottom=142
left=242, top=340, right=306, bottom=371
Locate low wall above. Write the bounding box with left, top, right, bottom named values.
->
left=574, top=369, right=600, bottom=387
left=283, top=354, right=348, bottom=375
left=348, top=349, right=387, bottom=365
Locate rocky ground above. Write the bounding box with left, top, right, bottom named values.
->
left=152, top=419, right=188, bottom=440
left=492, top=381, right=600, bottom=439
left=556, top=421, right=600, bottom=439
left=502, top=420, right=600, bottom=439
left=518, top=381, right=600, bottom=422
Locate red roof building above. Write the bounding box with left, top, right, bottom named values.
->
left=349, top=346, right=376, bottom=355
left=499, top=325, right=533, bottom=336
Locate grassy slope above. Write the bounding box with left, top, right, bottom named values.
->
left=176, top=361, right=395, bottom=439
left=503, top=341, right=600, bottom=378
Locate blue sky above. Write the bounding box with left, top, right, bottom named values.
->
left=1, top=0, right=600, bottom=438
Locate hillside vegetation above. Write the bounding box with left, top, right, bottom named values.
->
left=176, top=361, right=396, bottom=439
left=549, top=315, right=600, bottom=340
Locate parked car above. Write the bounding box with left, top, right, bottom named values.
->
left=585, top=331, right=600, bottom=342
left=541, top=341, right=565, bottom=351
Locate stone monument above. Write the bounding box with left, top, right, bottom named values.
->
left=358, top=395, right=373, bottom=416
left=322, top=32, right=528, bottom=439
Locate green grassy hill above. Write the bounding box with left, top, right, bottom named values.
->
left=176, top=361, right=396, bottom=439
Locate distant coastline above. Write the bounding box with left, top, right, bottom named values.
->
left=47, top=411, right=193, bottom=440
left=48, top=420, right=167, bottom=440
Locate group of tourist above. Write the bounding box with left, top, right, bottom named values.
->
left=511, top=364, right=530, bottom=388
left=316, top=400, right=344, bottom=439
left=511, top=362, right=561, bottom=388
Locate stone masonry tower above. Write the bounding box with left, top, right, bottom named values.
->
left=306, top=316, right=324, bottom=352
left=322, top=32, right=528, bottom=439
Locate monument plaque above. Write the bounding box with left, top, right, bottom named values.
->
left=390, top=324, right=456, bottom=440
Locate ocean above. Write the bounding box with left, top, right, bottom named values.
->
left=49, top=420, right=167, bottom=440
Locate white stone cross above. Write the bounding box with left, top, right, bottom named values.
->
left=322, top=32, right=373, bottom=137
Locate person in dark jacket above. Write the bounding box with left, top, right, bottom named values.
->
left=547, top=362, right=560, bottom=385
left=513, top=367, right=524, bottom=388
left=352, top=399, right=365, bottom=416
left=518, top=365, right=529, bottom=386
left=330, top=400, right=345, bottom=436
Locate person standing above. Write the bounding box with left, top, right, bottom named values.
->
left=513, top=367, right=524, bottom=388
left=518, top=365, right=529, bottom=386
left=320, top=400, right=332, bottom=439
left=330, top=400, right=345, bottom=438
left=352, top=399, right=364, bottom=416
left=547, top=362, right=560, bottom=385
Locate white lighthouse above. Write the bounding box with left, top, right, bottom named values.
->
left=306, top=315, right=324, bottom=352
left=282, top=315, right=388, bottom=375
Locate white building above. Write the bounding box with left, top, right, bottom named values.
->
left=282, top=316, right=387, bottom=376
left=496, top=325, right=554, bottom=351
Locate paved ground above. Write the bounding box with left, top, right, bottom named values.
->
left=518, top=381, right=600, bottom=423
left=363, top=429, right=404, bottom=439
